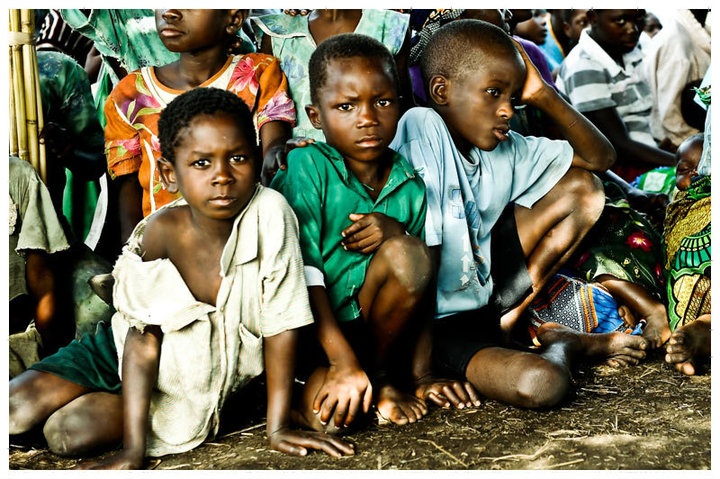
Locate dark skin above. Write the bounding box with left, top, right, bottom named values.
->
left=665, top=314, right=711, bottom=376
left=9, top=112, right=352, bottom=469
left=584, top=10, right=675, bottom=172
left=418, top=36, right=647, bottom=408
left=116, top=9, right=292, bottom=243
left=596, top=275, right=671, bottom=351
left=24, top=251, right=73, bottom=356
left=293, top=54, right=472, bottom=429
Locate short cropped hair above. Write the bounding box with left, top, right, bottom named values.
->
left=158, top=87, right=256, bottom=164
left=420, top=19, right=521, bottom=83
left=308, top=33, right=399, bottom=105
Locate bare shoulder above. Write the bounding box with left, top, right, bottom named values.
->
left=141, top=205, right=190, bottom=261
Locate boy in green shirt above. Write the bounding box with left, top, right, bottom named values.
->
left=272, top=33, right=478, bottom=432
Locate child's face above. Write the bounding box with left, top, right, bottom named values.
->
left=564, top=10, right=589, bottom=43
left=434, top=52, right=524, bottom=154
left=589, top=10, right=646, bottom=56
left=675, top=141, right=702, bottom=191
left=155, top=9, right=231, bottom=53
left=159, top=113, right=257, bottom=221
left=306, top=56, right=400, bottom=166
left=514, top=10, right=548, bottom=45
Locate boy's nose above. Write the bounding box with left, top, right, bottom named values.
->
left=498, top=99, right=515, bottom=120
left=213, top=162, right=235, bottom=184
left=160, top=9, right=182, bottom=22
left=357, top=105, right=379, bottom=127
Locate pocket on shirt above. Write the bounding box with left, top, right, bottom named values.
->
left=237, top=324, right=264, bottom=380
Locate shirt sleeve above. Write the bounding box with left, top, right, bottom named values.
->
left=506, top=133, right=574, bottom=208
left=239, top=53, right=296, bottom=130
left=270, top=148, right=327, bottom=272
left=257, top=189, right=314, bottom=337
left=391, top=110, right=446, bottom=247
left=103, top=73, right=144, bottom=179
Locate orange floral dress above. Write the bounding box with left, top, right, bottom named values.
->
left=104, top=53, right=295, bottom=216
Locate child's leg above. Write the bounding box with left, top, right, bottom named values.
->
left=43, top=391, right=123, bottom=456
left=464, top=343, right=576, bottom=409
left=357, top=235, right=432, bottom=424
left=665, top=314, right=711, bottom=376
left=596, top=275, right=671, bottom=349
left=501, top=168, right=605, bottom=333
left=10, top=370, right=123, bottom=456
left=9, top=370, right=90, bottom=435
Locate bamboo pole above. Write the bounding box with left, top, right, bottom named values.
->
left=9, top=9, right=46, bottom=182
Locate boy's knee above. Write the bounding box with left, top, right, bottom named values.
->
left=514, top=362, right=571, bottom=409
left=561, top=168, right=605, bottom=222
left=377, top=235, right=432, bottom=293
left=9, top=399, right=35, bottom=436
left=43, top=409, right=88, bottom=456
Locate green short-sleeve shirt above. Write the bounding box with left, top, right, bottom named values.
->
left=271, top=142, right=426, bottom=321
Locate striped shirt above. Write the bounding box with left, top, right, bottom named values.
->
left=556, top=29, right=656, bottom=148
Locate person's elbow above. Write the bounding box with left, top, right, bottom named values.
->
left=578, top=141, right=616, bottom=171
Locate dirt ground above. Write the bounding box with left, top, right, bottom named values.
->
left=8, top=349, right=711, bottom=472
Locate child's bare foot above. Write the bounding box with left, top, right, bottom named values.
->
left=665, top=314, right=711, bottom=376
left=375, top=384, right=427, bottom=426
left=536, top=322, right=648, bottom=366
left=641, top=305, right=672, bottom=349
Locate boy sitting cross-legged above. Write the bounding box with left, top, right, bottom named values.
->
left=390, top=19, right=649, bottom=409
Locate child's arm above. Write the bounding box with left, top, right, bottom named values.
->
left=259, top=120, right=293, bottom=185
left=309, top=285, right=373, bottom=428
left=513, top=39, right=616, bottom=173
left=264, top=329, right=356, bottom=457
left=79, top=326, right=163, bottom=470
left=261, top=136, right=315, bottom=186
left=117, top=175, right=144, bottom=244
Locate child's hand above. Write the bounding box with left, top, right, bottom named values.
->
left=269, top=427, right=356, bottom=458
left=313, top=363, right=373, bottom=429
left=261, top=137, right=315, bottom=186
left=341, top=213, right=406, bottom=254
left=511, top=38, right=550, bottom=106
left=415, top=375, right=481, bottom=410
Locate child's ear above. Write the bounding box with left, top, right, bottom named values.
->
left=305, top=105, right=323, bottom=130
left=157, top=157, right=179, bottom=194
left=226, top=9, right=247, bottom=35
left=428, top=75, right=450, bottom=106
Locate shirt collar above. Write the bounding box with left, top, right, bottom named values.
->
left=313, top=141, right=417, bottom=195
left=578, top=29, right=644, bottom=77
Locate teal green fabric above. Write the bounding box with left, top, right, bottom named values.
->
left=271, top=142, right=426, bottom=321
left=30, top=321, right=121, bottom=393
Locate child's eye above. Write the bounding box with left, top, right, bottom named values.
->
left=337, top=103, right=353, bottom=111
left=485, top=88, right=501, bottom=98
left=229, top=155, right=250, bottom=164
left=192, top=158, right=210, bottom=168
left=376, top=99, right=394, bottom=107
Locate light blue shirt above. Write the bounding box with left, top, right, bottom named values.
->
left=390, top=107, right=573, bottom=318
